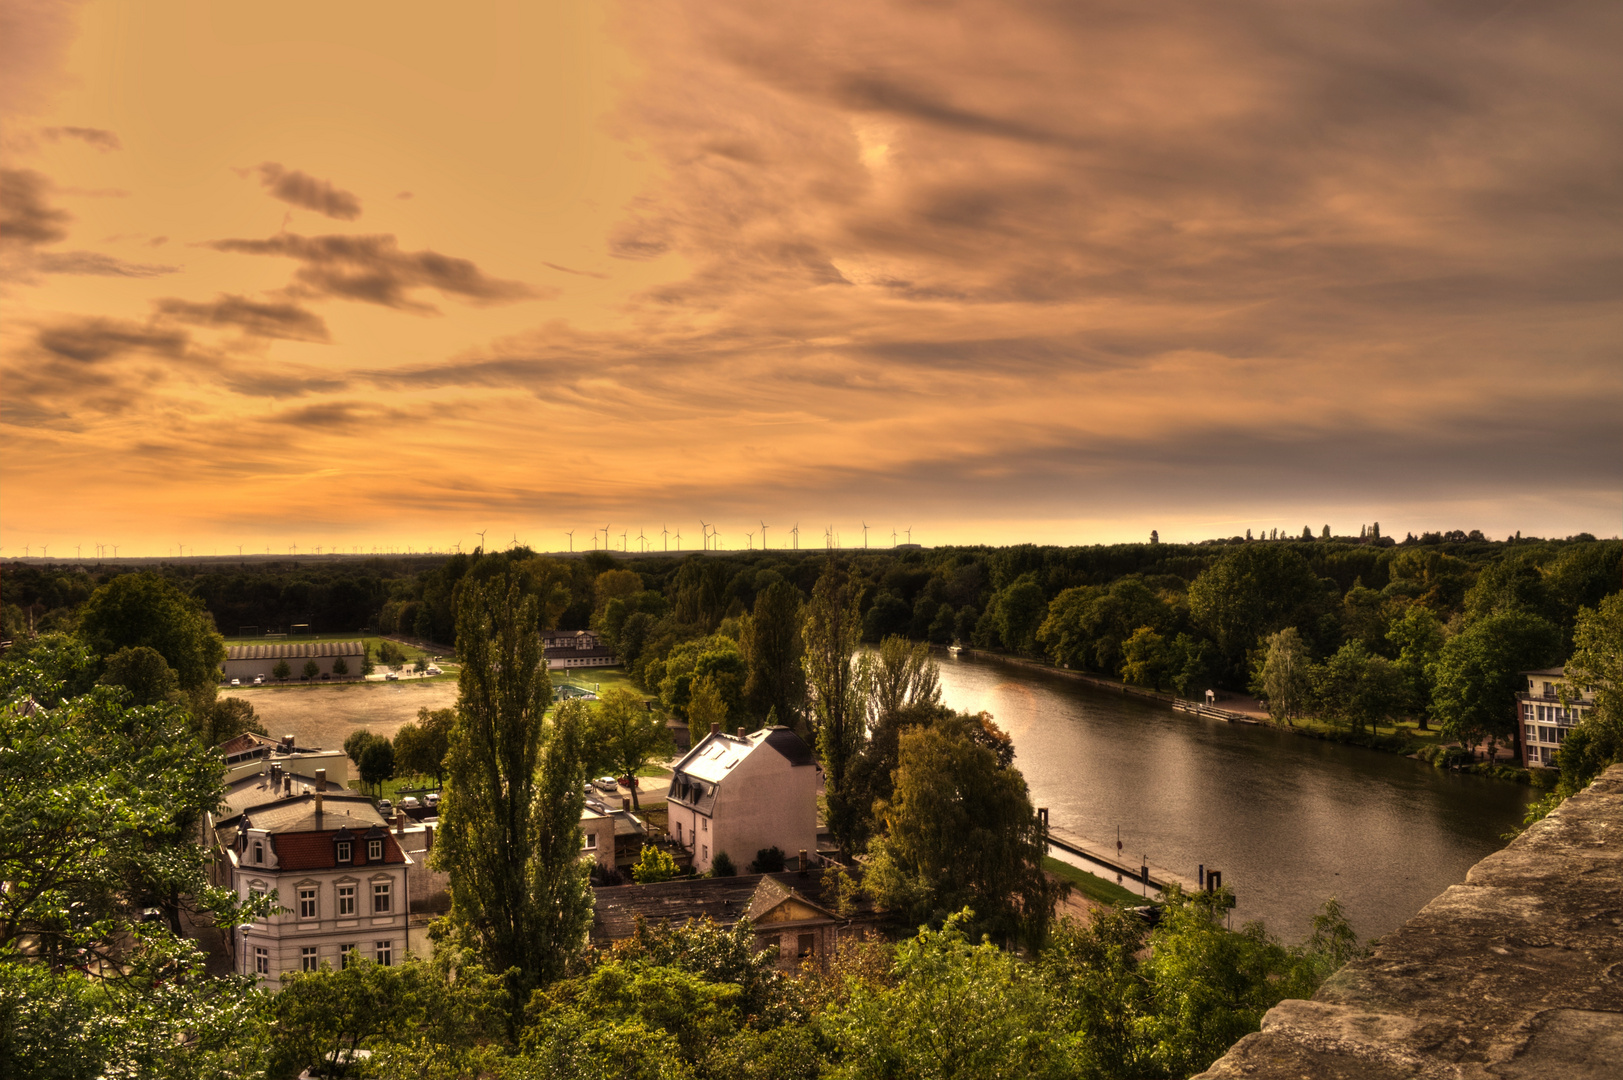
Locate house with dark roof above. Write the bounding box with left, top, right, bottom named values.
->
left=666, top=724, right=818, bottom=874
left=542, top=628, right=619, bottom=671
left=206, top=767, right=412, bottom=985
left=591, top=869, right=879, bottom=970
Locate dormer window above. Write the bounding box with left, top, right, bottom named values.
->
left=336, top=840, right=352, bottom=863
left=252, top=840, right=264, bottom=863
left=368, top=839, right=383, bottom=862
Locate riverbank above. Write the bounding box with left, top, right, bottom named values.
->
left=949, top=646, right=1541, bottom=785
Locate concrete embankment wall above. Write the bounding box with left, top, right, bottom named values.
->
left=1196, top=763, right=1623, bottom=1078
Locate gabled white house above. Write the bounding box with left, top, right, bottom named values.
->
left=665, top=724, right=818, bottom=873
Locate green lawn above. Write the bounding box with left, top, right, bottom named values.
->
left=1044, top=856, right=1152, bottom=907
left=553, top=667, right=643, bottom=698
left=348, top=775, right=441, bottom=802
left=1280, top=712, right=1448, bottom=748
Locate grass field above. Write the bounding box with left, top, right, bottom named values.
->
left=222, top=633, right=445, bottom=665
left=553, top=667, right=643, bottom=698
left=1044, top=856, right=1153, bottom=907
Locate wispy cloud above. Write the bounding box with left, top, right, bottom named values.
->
left=43, top=125, right=121, bottom=151
left=255, top=162, right=362, bottom=220
left=209, top=231, right=544, bottom=312
left=154, top=294, right=330, bottom=341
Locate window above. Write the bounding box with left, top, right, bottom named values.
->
left=375, top=940, right=393, bottom=966
left=254, top=947, right=269, bottom=975
left=252, top=840, right=264, bottom=863
left=340, top=944, right=357, bottom=968
left=301, top=946, right=319, bottom=972
left=797, top=933, right=815, bottom=958
left=702, top=817, right=708, bottom=832
left=676, top=822, right=683, bottom=843
left=337, top=884, right=356, bottom=916
left=372, top=881, right=392, bottom=914
left=1525, top=724, right=1536, bottom=739
left=336, top=840, right=352, bottom=863
left=368, top=839, right=384, bottom=862
left=1540, top=726, right=1556, bottom=744
left=298, top=888, right=317, bottom=919
left=702, top=845, right=708, bottom=863
left=582, top=832, right=598, bottom=850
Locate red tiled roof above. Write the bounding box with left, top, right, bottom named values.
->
left=274, top=829, right=406, bottom=871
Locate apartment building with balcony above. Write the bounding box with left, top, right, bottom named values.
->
left=1517, top=667, right=1597, bottom=768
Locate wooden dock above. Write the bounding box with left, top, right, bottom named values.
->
left=1045, top=825, right=1203, bottom=896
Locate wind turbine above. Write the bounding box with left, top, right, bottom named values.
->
left=699, top=521, right=709, bottom=552
left=565, top=530, right=574, bottom=552
left=760, top=521, right=769, bottom=549
left=905, top=526, right=913, bottom=544
left=76, top=544, right=82, bottom=558
left=636, top=527, right=647, bottom=553
left=791, top=523, right=799, bottom=550
left=745, top=530, right=755, bottom=551
left=891, top=528, right=898, bottom=546
left=861, top=522, right=869, bottom=549
left=476, top=529, right=487, bottom=551
left=602, top=524, right=611, bottom=551
left=674, top=526, right=682, bottom=551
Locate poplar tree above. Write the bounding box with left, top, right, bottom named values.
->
left=432, top=568, right=591, bottom=1023
left=801, top=562, right=868, bottom=854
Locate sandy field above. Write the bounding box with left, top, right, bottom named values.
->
left=227, top=680, right=459, bottom=751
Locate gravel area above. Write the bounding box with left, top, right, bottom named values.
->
left=226, top=680, right=460, bottom=750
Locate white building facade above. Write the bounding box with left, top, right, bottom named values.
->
left=1518, top=667, right=1597, bottom=768
left=665, top=724, right=819, bottom=874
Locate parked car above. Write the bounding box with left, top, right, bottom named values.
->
left=253, top=675, right=264, bottom=685
left=425, top=666, right=442, bottom=676
left=377, top=799, right=394, bottom=815
left=385, top=672, right=399, bottom=681
left=593, top=776, right=619, bottom=792
left=230, top=678, right=241, bottom=686
left=424, top=792, right=440, bottom=810
left=399, top=796, right=421, bottom=810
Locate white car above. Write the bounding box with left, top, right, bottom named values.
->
left=230, top=678, right=240, bottom=686
left=399, top=796, right=421, bottom=810
left=426, top=666, right=442, bottom=676
left=593, top=776, right=620, bottom=792
left=253, top=675, right=264, bottom=685
left=385, top=672, right=400, bottom=681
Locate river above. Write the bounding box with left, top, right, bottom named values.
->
left=933, top=651, right=1535, bottom=943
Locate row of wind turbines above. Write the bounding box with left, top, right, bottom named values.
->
left=557, top=522, right=914, bottom=553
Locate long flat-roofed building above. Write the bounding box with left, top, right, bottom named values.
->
left=222, top=641, right=365, bottom=683
left=1518, top=666, right=1597, bottom=768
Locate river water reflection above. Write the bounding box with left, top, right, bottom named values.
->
left=933, top=651, right=1534, bottom=942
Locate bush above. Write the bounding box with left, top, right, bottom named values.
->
left=631, top=845, right=681, bottom=884
left=710, top=851, right=736, bottom=877
left=749, top=847, right=786, bottom=874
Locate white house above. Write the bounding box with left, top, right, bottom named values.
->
left=542, top=629, right=619, bottom=671
left=208, top=770, right=412, bottom=985
left=1517, top=667, right=1597, bottom=768
left=665, top=724, right=819, bottom=874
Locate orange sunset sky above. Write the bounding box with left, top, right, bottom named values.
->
left=3, top=0, right=1620, bottom=557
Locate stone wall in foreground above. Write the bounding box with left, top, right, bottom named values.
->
left=1197, top=764, right=1623, bottom=1079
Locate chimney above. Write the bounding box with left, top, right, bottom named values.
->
left=282, top=734, right=294, bottom=749
left=710, top=722, right=719, bottom=736
left=424, top=824, right=434, bottom=851
left=737, top=726, right=746, bottom=739
left=394, top=811, right=406, bottom=835
left=622, top=797, right=631, bottom=812
left=314, top=769, right=325, bottom=816
left=799, top=849, right=809, bottom=876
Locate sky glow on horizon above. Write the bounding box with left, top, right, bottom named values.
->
left=3, top=0, right=1620, bottom=557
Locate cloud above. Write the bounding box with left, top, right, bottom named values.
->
left=154, top=294, right=330, bottom=342
left=209, top=231, right=543, bottom=312
left=36, top=250, right=177, bottom=276
left=34, top=317, right=189, bottom=363
left=0, top=168, right=70, bottom=246
left=255, top=163, right=362, bottom=220
left=43, top=125, right=120, bottom=150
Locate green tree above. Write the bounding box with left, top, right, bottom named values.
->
left=98, top=645, right=181, bottom=706
left=331, top=655, right=349, bottom=677
left=269, top=949, right=506, bottom=1080
left=1120, top=626, right=1172, bottom=691
left=1432, top=610, right=1561, bottom=759
left=344, top=728, right=380, bottom=767
left=1314, top=642, right=1403, bottom=735
left=1251, top=628, right=1313, bottom=725
left=865, top=720, right=1061, bottom=949
left=273, top=658, right=292, bottom=682
left=1551, top=594, right=1623, bottom=796
left=77, top=572, right=226, bottom=691
left=302, top=658, right=322, bottom=681
left=195, top=695, right=267, bottom=747
left=996, top=576, right=1048, bottom=656
left=1188, top=546, right=1324, bottom=679
left=1387, top=604, right=1444, bottom=727
left=586, top=687, right=674, bottom=812
left=432, top=568, right=592, bottom=1025
left=742, top=581, right=806, bottom=728
left=822, top=911, right=1077, bottom=1080
left=866, top=635, right=941, bottom=720
left=686, top=676, right=730, bottom=736
left=631, top=844, right=681, bottom=884
left=801, top=563, right=869, bottom=854
left=359, top=738, right=396, bottom=796
left=395, top=707, right=454, bottom=787
left=0, top=631, right=100, bottom=702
